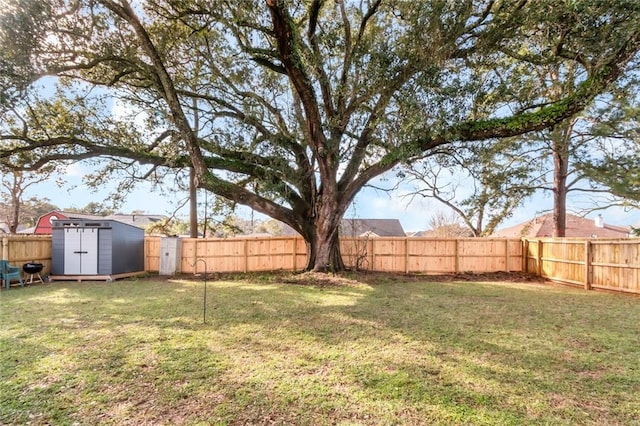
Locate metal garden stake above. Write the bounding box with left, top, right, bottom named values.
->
left=191, top=258, right=208, bottom=324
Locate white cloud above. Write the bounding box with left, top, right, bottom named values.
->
left=63, top=163, right=85, bottom=177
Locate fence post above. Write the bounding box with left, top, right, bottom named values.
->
left=292, top=237, right=297, bottom=272
left=1, top=237, right=7, bottom=260
left=584, top=240, right=592, bottom=290
left=504, top=239, right=509, bottom=271
left=192, top=239, right=198, bottom=274
left=243, top=239, right=249, bottom=273
left=537, top=239, right=543, bottom=277
left=405, top=238, right=409, bottom=274
left=522, top=239, right=529, bottom=273
left=371, top=239, right=376, bottom=272
left=454, top=239, right=460, bottom=273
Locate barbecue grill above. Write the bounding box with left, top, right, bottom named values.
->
left=23, top=262, right=44, bottom=284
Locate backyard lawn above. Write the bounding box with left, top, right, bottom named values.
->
left=1, top=273, right=639, bottom=425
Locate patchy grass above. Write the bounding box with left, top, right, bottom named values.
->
left=1, top=273, right=639, bottom=425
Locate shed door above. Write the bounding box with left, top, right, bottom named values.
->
left=64, top=228, right=98, bottom=275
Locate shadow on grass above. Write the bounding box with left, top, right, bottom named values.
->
left=1, top=274, right=639, bottom=425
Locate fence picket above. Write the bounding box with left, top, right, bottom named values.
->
left=3, top=235, right=638, bottom=295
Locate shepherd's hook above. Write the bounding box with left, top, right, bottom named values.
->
left=189, top=258, right=208, bottom=324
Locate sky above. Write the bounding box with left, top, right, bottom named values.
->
left=22, top=161, right=640, bottom=233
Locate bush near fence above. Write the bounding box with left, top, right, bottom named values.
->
left=3, top=235, right=639, bottom=295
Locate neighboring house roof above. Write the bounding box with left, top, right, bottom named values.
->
left=282, top=218, right=406, bottom=237
left=1, top=221, right=31, bottom=234
left=412, top=230, right=438, bottom=237
left=57, top=211, right=105, bottom=220
left=411, top=225, right=474, bottom=238
left=340, top=219, right=406, bottom=237
left=105, top=214, right=167, bottom=228
left=33, top=211, right=100, bottom=235
left=491, top=213, right=632, bottom=238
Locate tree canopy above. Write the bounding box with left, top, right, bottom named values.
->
left=1, top=0, right=639, bottom=270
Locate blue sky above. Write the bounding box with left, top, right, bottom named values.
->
left=23, top=162, right=640, bottom=232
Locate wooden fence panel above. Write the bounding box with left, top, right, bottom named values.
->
left=2, top=236, right=53, bottom=276
left=370, top=238, right=407, bottom=273
left=6, top=233, right=637, bottom=295
left=524, top=238, right=640, bottom=294
left=247, top=238, right=297, bottom=272
left=458, top=239, right=522, bottom=273
left=172, top=237, right=307, bottom=274
left=591, top=241, right=640, bottom=293
left=143, top=236, right=524, bottom=275
left=340, top=238, right=373, bottom=271
left=541, top=240, right=586, bottom=285
left=145, top=236, right=161, bottom=273
left=407, top=239, right=456, bottom=274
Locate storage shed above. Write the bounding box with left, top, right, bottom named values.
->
left=51, top=219, right=145, bottom=280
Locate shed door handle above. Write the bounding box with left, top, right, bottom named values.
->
left=74, top=251, right=88, bottom=254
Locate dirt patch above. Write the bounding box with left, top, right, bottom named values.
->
left=155, top=270, right=546, bottom=287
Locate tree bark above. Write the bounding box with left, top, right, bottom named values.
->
left=552, top=125, right=570, bottom=237
left=189, top=167, right=198, bottom=238
left=305, top=231, right=345, bottom=272
left=294, top=188, right=349, bottom=272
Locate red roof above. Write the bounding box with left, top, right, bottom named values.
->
left=491, top=213, right=631, bottom=238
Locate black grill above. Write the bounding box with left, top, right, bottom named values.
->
left=23, top=262, right=45, bottom=284
left=23, top=263, right=44, bottom=274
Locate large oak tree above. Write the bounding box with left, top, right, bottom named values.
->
left=1, top=0, right=639, bottom=271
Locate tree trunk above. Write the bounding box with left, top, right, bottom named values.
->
left=189, top=167, right=198, bottom=238
left=553, top=172, right=567, bottom=237
left=552, top=126, right=570, bottom=237
left=300, top=194, right=348, bottom=272
left=9, top=176, right=20, bottom=234
left=305, top=231, right=345, bottom=272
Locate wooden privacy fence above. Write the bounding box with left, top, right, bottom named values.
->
left=523, top=238, right=640, bottom=295
left=1, top=235, right=53, bottom=274
left=3, top=235, right=639, bottom=295
left=145, top=236, right=523, bottom=274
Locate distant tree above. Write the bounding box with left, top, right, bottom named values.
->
left=254, top=219, right=284, bottom=236
left=0, top=166, right=62, bottom=233
left=63, top=202, right=115, bottom=216
left=577, top=91, right=640, bottom=206
left=507, top=64, right=640, bottom=236
left=427, top=210, right=474, bottom=238
left=404, top=139, right=541, bottom=236
left=413, top=67, right=640, bottom=238
left=1, top=1, right=639, bottom=270
left=18, top=197, right=58, bottom=228
left=145, top=218, right=189, bottom=236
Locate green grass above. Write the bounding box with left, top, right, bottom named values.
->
left=1, top=274, right=639, bottom=425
